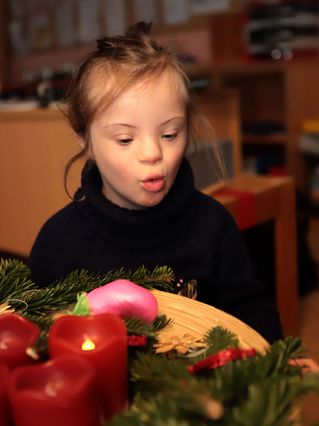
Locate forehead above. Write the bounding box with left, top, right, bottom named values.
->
left=87, top=67, right=187, bottom=119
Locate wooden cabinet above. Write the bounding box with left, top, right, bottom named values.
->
left=209, top=60, right=319, bottom=192
left=0, top=109, right=82, bottom=256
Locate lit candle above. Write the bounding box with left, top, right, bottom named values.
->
left=0, top=365, right=10, bottom=426
left=9, top=354, right=102, bottom=426
left=0, top=314, right=40, bottom=370
left=48, top=313, right=128, bottom=421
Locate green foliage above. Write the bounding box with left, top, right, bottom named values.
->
left=125, top=315, right=172, bottom=338
left=185, top=326, right=241, bottom=362
left=0, top=261, right=175, bottom=327
left=112, top=337, right=319, bottom=425
left=0, top=259, right=36, bottom=303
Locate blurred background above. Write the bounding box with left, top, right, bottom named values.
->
left=1, top=0, right=319, bottom=421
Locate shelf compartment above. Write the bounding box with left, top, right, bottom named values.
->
left=243, top=133, right=287, bottom=145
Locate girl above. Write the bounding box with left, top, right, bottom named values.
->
left=29, top=22, right=283, bottom=343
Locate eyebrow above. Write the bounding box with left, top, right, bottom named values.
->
left=105, top=116, right=185, bottom=129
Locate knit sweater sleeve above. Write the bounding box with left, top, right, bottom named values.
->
left=212, top=207, right=283, bottom=344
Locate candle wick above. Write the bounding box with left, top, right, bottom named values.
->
left=26, top=346, right=40, bottom=360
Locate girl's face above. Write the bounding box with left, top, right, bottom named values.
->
left=88, top=72, right=187, bottom=210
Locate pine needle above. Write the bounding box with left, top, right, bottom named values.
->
left=0, top=259, right=36, bottom=302
left=125, top=315, right=171, bottom=337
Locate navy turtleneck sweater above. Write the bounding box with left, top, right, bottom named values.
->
left=28, top=159, right=283, bottom=343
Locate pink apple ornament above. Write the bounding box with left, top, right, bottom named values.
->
left=74, top=279, right=158, bottom=323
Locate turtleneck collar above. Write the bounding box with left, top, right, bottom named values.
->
left=75, top=158, right=197, bottom=249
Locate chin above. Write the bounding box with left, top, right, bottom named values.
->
left=138, top=194, right=166, bottom=209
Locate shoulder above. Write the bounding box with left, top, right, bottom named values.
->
left=193, top=189, right=236, bottom=226
left=191, top=189, right=245, bottom=249
left=28, top=201, right=85, bottom=286
left=29, top=201, right=84, bottom=260
left=35, top=201, right=82, bottom=238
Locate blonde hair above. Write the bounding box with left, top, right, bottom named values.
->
left=64, top=21, right=223, bottom=195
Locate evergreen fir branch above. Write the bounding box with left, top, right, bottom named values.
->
left=117, top=354, right=222, bottom=425
left=152, top=314, right=173, bottom=333
left=182, top=326, right=240, bottom=363
left=24, top=313, right=54, bottom=333
left=86, top=265, right=175, bottom=291
left=118, top=392, right=210, bottom=426
left=125, top=315, right=172, bottom=337
left=6, top=268, right=103, bottom=316
left=125, top=337, right=319, bottom=425
left=0, top=261, right=175, bottom=321
left=255, top=337, right=304, bottom=377
left=126, top=265, right=175, bottom=291
left=204, top=337, right=306, bottom=403
left=3, top=265, right=175, bottom=322
left=230, top=375, right=312, bottom=425
left=203, top=326, right=240, bottom=353
left=0, top=258, right=30, bottom=281
left=109, top=403, right=198, bottom=426
left=130, top=352, right=190, bottom=394
left=0, top=259, right=36, bottom=302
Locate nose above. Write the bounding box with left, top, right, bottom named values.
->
left=138, top=138, right=163, bottom=164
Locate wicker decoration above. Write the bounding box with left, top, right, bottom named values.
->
left=152, top=290, right=269, bottom=353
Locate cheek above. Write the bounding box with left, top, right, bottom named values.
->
left=102, top=156, right=133, bottom=180
left=167, top=144, right=186, bottom=167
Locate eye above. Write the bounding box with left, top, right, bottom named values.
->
left=162, top=133, right=178, bottom=141
left=117, top=138, right=133, bottom=145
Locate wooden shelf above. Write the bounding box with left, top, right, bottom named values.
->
left=212, top=59, right=319, bottom=76
left=211, top=60, right=319, bottom=191
left=213, top=61, right=285, bottom=76
left=243, top=133, right=287, bottom=145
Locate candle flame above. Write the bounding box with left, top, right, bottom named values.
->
left=81, top=337, right=95, bottom=351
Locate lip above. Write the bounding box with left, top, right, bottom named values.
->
left=141, top=175, right=165, bottom=193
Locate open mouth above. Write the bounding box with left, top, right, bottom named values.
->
left=141, top=177, right=165, bottom=193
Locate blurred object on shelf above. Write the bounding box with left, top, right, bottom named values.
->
left=300, top=133, right=319, bottom=156
left=242, top=121, right=286, bottom=136
left=243, top=156, right=258, bottom=174
left=0, top=64, right=73, bottom=109
left=310, top=165, right=319, bottom=203
left=36, top=66, right=54, bottom=108
left=302, top=119, right=319, bottom=134
left=267, top=165, right=288, bottom=176
left=256, top=152, right=286, bottom=175
left=300, top=119, right=319, bottom=156
left=0, top=100, right=38, bottom=111
left=242, top=151, right=287, bottom=176
left=299, top=119, right=319, bottom=206
left=210, top=11, right=248, bottom=62
left=242, top=123, right=287, bottom=176
left=245, top=0, right=319, bottom=61
left=187, top=139, right=233, bottom=190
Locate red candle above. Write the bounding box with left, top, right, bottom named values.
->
left=9, top=354, right=102, bottom=426
left=0, top=365, right=10, bottom=426
left=0, top=314, right=40, bottom=370
left=48, top=313, right=128, bottom=421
